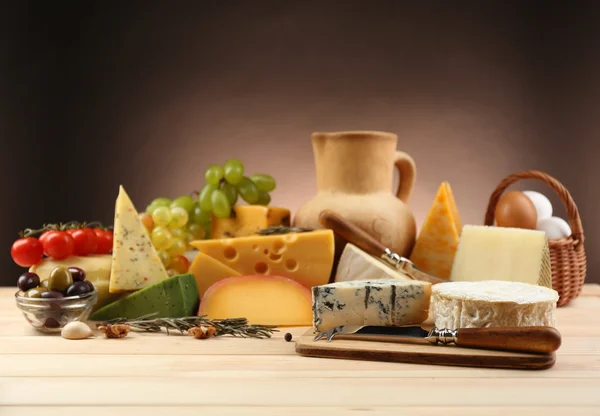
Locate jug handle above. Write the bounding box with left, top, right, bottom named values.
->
left=394, top=151, right=416, bottom=203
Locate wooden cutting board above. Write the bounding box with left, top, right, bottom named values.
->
left=295, top=329, right=556, bottom=370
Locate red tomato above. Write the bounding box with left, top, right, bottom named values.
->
left=44, top=231, right=75, bottom=260
left=170, top=255, right=190, bottom=274
left=38, top=231, right=53, bottom=249
left=94, top=229, right=113, bottom=254
left=67, top=228, right=99, bottom=256
left=11, top=237, right=44, bottom=267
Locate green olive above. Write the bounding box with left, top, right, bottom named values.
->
left=25, top=287, right=48, bottom=298
left=40, top=279, right=50, bottom=290
left=48, top=267, right=73, bottom=292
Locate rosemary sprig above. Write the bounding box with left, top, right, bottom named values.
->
left=257, top=226, right=313, bottom=236
left=100, top=313, right=278, bottom=339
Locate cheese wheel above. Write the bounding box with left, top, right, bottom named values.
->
left=432, top=281, right=559, bottom=329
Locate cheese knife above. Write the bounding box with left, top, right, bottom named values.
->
left=318, top=209, right=445, bottom=284
left=313, top=325, right=562, bottom=354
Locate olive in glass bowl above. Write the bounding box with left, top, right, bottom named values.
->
left=15, top=288, right=98, bottom=333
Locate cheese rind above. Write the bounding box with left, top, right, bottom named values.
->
left=334, top=243, right=411, bottom=283
left=189, top=252, right=241, bottom=298
left=211, top=205, right=291, bottom=239
left=109, top=186, right=169, bottom=293
left=450, top=225, right=552, bottom=288
left=198, top=275, right=312, bottom=326
left=409, top=182, right=462, bottom=279
left=312, top=280, right=432, bottom=331
left=29, top=255, right=125, bottom=312
left=432, top=281, right=559, bottom=329
left=189, top=230, right=334, bottom=289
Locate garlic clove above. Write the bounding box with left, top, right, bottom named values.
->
left=61, top=321, right=94, bottom=340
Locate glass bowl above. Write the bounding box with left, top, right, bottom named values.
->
left=15, top=289, right=98, bottom=333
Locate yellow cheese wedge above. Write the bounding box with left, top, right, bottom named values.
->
left=409, top=182, right=462, bottom=279
left=198, top=275, right=312, bottom=326
left=29, top=255, right=125, bottom=312
left=211, top=205, right=291, bottom=239
left=109, top=186, right=169, bottom=293
left=189, top=229, right=334, bottom=288
left=189, top=252, right=241, bottom=298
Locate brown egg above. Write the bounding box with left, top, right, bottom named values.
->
left=495, top=191, right=538, bottom=229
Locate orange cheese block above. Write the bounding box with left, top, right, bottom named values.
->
left=409, top=182, right=463, bottom=279
left=188, top=252, right=241, bottom=298
left=189, top=229, right=334, bottom=288
left=211, top=205, right=291, bottom=239
left=198, top=275, right=312, bottom=326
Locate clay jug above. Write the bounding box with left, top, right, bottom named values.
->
left=293, top=131, right=417, bottom=263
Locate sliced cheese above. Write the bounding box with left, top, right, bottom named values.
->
left=109, top=186, right=169, bottom=293
left=29, top=255, right=125, bottom=312
left=334, top=243, right=411, bottom=283
left=312, top=279, right=432, bottom=332
left=409, top=182, right=462, bottom=279
left=432, top=280, right=559, bottom=329
left=189, top=251, right=241, bottom=298
left=211, top=205, right=291, bottom=239
left=189, top=229, right=334, bottom=289
left=450, top=225, right=552, bottom=287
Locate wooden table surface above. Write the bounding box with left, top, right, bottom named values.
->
left=1, top=285, right=599, bottom=415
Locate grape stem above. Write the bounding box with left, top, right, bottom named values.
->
left=18, top=221, right=114, bottom=238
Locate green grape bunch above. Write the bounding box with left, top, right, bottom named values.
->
left=198, top=159, right=276, bottom=219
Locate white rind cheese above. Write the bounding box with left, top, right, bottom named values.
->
left=312, top=279, right=432, bottom=331
left=450, top=225, right=552, bottom=288
left=432, top=281, right=559, bottom=329
left=109, top=186, right=169, bottom=293
left=334, top=243, right=411, bottom=283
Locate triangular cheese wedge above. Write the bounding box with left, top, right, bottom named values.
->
left=409, top=182, right=462, bottom=279
left=109, top=186, right=168, bottom=293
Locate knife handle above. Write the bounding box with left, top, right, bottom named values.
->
left=452, top=327, right=562, bottom=354
left=318, top=209, right=387, bottom=257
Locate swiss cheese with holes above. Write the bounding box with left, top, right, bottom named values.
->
left=189, top=229, right=335, bottom=288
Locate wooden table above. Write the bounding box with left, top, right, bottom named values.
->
left=1, top=285, right=599, bottom=415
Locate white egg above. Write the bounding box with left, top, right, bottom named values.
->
left=523, top=190, right=553, bottom=221
left=537, top=216, right=572, bottom=239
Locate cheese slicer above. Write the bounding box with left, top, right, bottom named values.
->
left=318, top=209, right=445, bottom=284
left=313, top=325, right=562, bottom=354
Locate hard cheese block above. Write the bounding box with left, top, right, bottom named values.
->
left=29, top=255, right=125, bottom=312
left=450, top=225, right=552, bottom=287
left=334, top=243, right=411, bottom=283
left=409, top=181, right=462, bottom=279
left=189, top=229, right=334, bottom=289
left=198, top=275, right=312, bottom=326
left=432, top=280, right=559, bottom=329
left=90, top=273, right=199, bottom=321
left=211, top=205, right=291, bottom=239
left=312, top=280, right=432, bottom=332
left=109, top=185, right=169, bottom=293
left=189, top=251, right=241, bottom=298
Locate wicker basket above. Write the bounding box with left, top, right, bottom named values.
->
left=484, top=170, right=587, bottom=307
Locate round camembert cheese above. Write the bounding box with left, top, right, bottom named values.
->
left=432, top=281, right=559, bottom=329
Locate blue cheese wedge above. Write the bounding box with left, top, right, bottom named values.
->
left=109, top=186, right=168, bottom=293
left=312, top=279, right=432, bottom=332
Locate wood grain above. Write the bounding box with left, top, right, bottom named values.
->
left=296, top=329, right=556, bottom=370
left=0, top=285, right=599, bottom=412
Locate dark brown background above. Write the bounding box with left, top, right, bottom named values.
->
left=0, top=0, right=598, bottom=285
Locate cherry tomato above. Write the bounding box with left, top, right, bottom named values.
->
left=94, top=229, right=113, bottom=254
left=38, top=231, right=53, bottom=249
left=67, top=228, right=98, bottom=256
left=11, top=237, right=44, bottom=267
left=170, top=255, right=189, bottom=274
left=43, top=231, right=75, bottom=260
